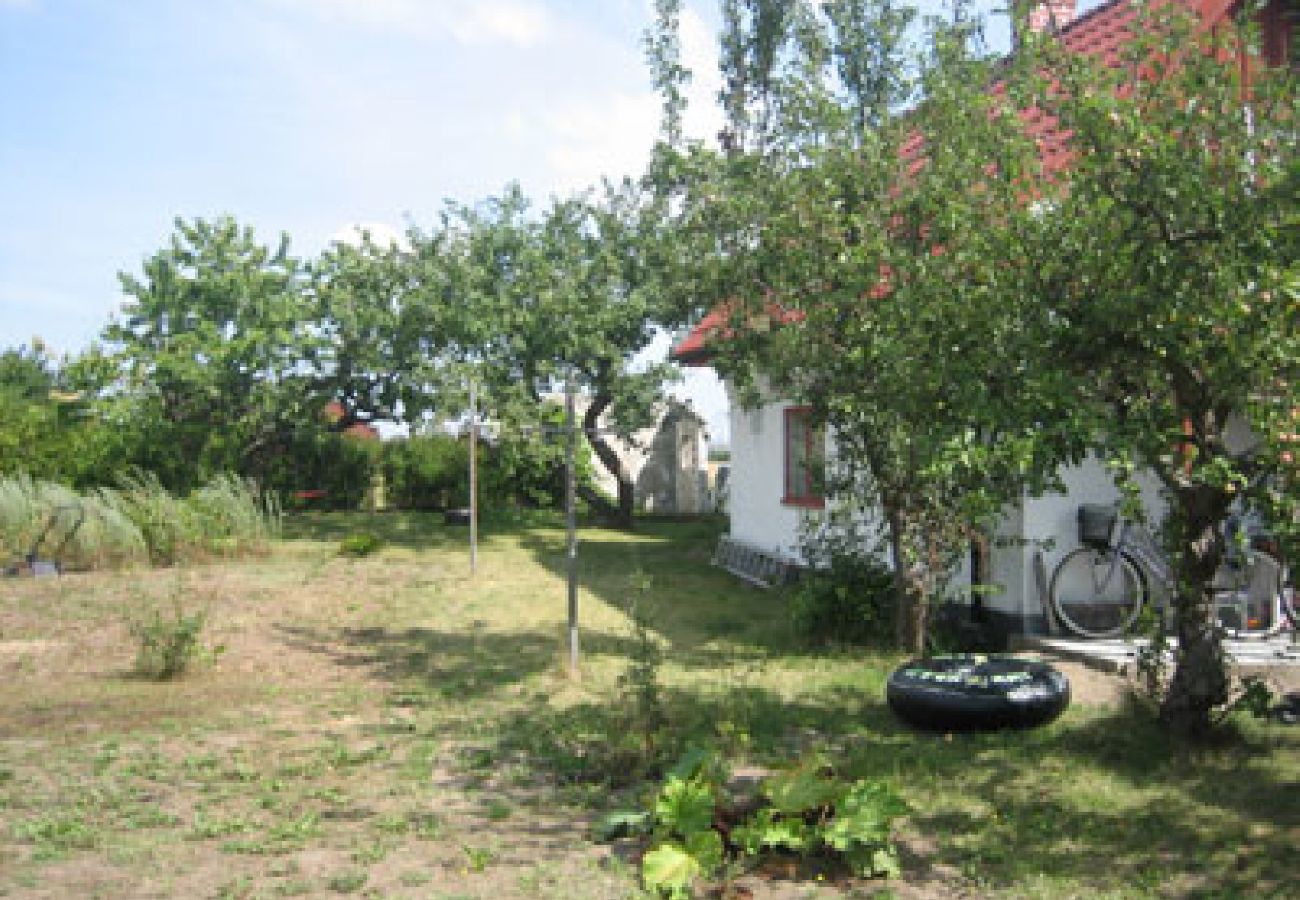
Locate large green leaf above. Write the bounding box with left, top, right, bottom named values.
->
left=683, top=828, right=724, bottom=874
left=641, top=842, right=701, bottom=899
left=731, top=807, right=813, bottom=855
left=654, top=775, right=716, bottom=838
left=844, top=843, right=903, bottom=879
left=824, top=780, right=908, bottom=851
left=762, top=757, right=842, bottom=814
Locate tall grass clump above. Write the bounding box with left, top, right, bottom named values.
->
left=0, top=473, right=45, bottom=561
left=187, top=474, right=281, bottom=557
left=0, top=473, right=278, bottom=571
left=0, top=475, right=148, bottom=570
left=99, top=472, right=198, bottom=566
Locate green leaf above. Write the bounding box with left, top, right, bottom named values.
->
left=683, top=828, right=724, bottom=875
left=642, top=842, right=701, bottom=899
left=732, top=807, right=812, bottom=855
left=667, top=747, right=717, bottom=782
left=824, top=780, right=909, bottom=851
left=844, top=844, right=903, bottom=879
left=762, top=757, right=841, bottom=815
left=654, top=776, right=715, bottom=838
left=594, top=810, right=651, bottom=842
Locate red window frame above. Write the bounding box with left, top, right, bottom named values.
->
left=782, top=406, right=824, bottom=509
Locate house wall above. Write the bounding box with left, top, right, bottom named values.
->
left=982, top=456, right=1168, bottom=636
left=726, top=383, right=817, bottom=560
left=723, top=389, right=1174, bottom=639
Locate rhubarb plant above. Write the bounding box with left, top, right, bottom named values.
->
left=607, top=750, right=908, bottom=897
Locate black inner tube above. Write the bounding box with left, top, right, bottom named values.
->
left=887, top=655, right=1070, bottom=731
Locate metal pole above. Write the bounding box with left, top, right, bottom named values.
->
left=469, top=378, right=478, bottom=576
left=565, top=375, right=579, bottom=677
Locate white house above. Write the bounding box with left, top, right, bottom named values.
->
left=670, top=0, right=1293, bottom=638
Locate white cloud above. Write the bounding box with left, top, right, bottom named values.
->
left=679, top=4, right=724, bottom=144
left=532, top=91, right=661, bottom=193
left=265, top=0, right=554, bottom=47
left=448, top=1, right=553, bottom=47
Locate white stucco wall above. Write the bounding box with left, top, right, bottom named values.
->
left=724, top=386, right=1175, bottom=633
left=986, top=455, right=1168, bottom=626
left=725, top=383, right=821, bottom=561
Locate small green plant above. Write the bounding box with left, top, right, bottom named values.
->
left=607, top=750, right=908, bottom=898
left=618, top=570, right=667, bottom=762
left=462, top=844, right=495, bottom=873
left=1227, top=675, right=1275, bottom=720
left=325, top=870, right=368, bottom=893
left=732, top=756, right=908, bottom=879
left=338, top=531, right=383, bottom=557
left=483, top=798, right=512, bottom=821
left=126, top=584, right=218, bottom=680
left=636, top=749, right=729, bottom=899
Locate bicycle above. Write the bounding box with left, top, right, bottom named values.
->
left=1047, top=503, right=1293, bottom=640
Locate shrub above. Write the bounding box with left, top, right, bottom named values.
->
left=187, top=474, right=281, bottom=556
left=126, top=587, right=217, bottom=680
left=103, top=471, right=198, bottom=566
left=789, top=551, right=897, bottom=647
left=338, top=532, right=384, bottom=557
left=382, top=434, right=468, bottom=510
left=0, top=475, right=147, bottom=571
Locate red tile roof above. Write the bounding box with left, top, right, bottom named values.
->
left=670, top=0, right=1288, bottom=365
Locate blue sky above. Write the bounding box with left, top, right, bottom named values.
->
left=1, top=0, right=1067, bottom=442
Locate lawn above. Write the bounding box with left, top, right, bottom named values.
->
left=1, top=513, right=1296, bottom=899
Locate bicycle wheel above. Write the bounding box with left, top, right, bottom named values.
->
left=1215, top=551, right=1286, bottom=638
left=1048, top=548, right=1146, bottom=638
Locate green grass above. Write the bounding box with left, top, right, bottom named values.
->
left=0, top=511, right=1295, bottom=899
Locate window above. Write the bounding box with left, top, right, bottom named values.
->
left=783, top=406, right=824, bottom=508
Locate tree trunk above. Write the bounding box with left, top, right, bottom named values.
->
left=1160, top=486, right=1231, bottom=738
left=885, top=501, right=928, bottom=656
left=582, top=391, right=635, bottom=530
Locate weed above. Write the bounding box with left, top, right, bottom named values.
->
left=338, top=532, right=384, bottom=557
left=12, top=813, right=99, bottom=859
left=374, top=812, right=410, bottom=835
left=399, top=870, right=433, bottom=887
left=462, top=844, right=495, bottom=873
left=483, top=798, right=512, bottom=821
left=326, top=870, right=368, bottom=893
left=125, top=581, right=220, bottom=680
left=214, top=876, right=256, bottom=899
left=410, top=811, right=443, bottom=839
left=189, top=811, right=256, bottom=840
left=351, top=839, right=389, bottom=864
left=618, top=570, right=667, bottom=765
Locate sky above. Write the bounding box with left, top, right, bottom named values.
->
left=0, top=0, right=1067, bottom=444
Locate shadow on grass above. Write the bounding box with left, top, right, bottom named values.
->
left=273, top=622, right=645, bottom=701
left=272, top=612, right=1297, bottom=895
left=515, top=523, right=812, bottom=663
left=281, top=510, right=466, bottom=550
left=272, top=515, right=1297, bottom=895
